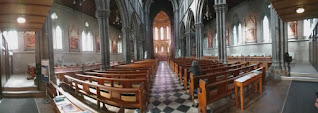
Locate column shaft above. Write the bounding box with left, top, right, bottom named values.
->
left=122, top=27, right=131, bottom=63
left=96, top=10, right=111, bottom=70
left=214, top=3, right=228, bottom=63
left=195, top=23, right=203, bottom=59
left=185, top=32, right=191, bottom=58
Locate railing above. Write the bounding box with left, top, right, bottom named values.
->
left=309, top=21, right=318, bottom=71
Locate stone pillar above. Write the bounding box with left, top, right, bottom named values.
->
left=96, top=9, right=111, bottom=70
left=185, top=32, right=191, bottom=58
left=35, top=10, right=56, bottom=90
left=269, top=5, right=288, bottom=79
left=174, top=9, right=179, bottom=58
left=180, top=38, right=185, bottom=58
left=139, top=40, right=144, bottom=60
left=44, top=11, right=56, bottom=84
left=133, top=35, right=139, bottom=60
left=144, top=11, right=154, bottom=59
left=122, top=27, right=131, bottom=63
left=214, top=1, right=227, bottom=63
left=195, top=23, right=203, bottom=59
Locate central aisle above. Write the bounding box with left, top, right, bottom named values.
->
left=147, top=61, right=198, bottom=113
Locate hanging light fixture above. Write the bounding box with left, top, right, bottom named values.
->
left=17, top=17, right=26, bottom=23
left=296, top=7, right=305, bottom=14
left=204, top=0, right=213, bottom=20
left=113, top=10, right=121, bottom=25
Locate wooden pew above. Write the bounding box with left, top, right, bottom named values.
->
left=182, top=62, right=248, bottom=92
left=188, top=63, right=261, bottom=106
left=84, top=72, right=151, bottom=91
left=197, top=67, right=265, bottom=113
left=63, top=75, right=147, bottom=113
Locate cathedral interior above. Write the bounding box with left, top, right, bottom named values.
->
left=0, top=0, right=318, bottom=113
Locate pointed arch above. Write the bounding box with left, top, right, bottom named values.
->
left=263, top=16, right=270, bottom=42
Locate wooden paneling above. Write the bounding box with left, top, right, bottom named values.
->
left=0, top=0, right=53, bottom=31
left=270, top=0, right=318, bottom=21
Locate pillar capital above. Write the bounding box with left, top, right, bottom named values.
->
left=214, top=4, right=228, bottom=13
left=185, top=32, right=191, bottom=36
left=95, top=10, right=111, bottom=19
left=173, top=9, right=179, bottom=13
left=195, top=23, right=203, bottom=28
left=121, top=27, right=131, bottom=33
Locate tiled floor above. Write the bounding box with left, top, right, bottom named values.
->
left=147, top=61, right=200, bottom=113
left=147, top=61, right=292, bottom=113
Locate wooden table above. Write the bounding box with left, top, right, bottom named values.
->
left=234, top=71, right=263, bottom=111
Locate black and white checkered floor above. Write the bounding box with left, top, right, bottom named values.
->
left=147, top=61, right=211, bottom=113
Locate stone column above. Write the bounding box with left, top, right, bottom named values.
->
left=122, top=27, right=131, bottom=63
left=185, top=32, right=191, bottom=58
left=195, top=23, right=203, bottom=59
left=44, top=11, right=56, bottom=84
left=174, top=9, right=179, bottom=58
left=214, top=1, right=227, bottom=63
left=34, top=30, right=42, bottom=88
left=96, top=9, right=111, bottom=70
left=144, top=11, right=154, bottom=59
left=35, top=10, right=56, bottom=89
left=133, top=35, right=139, bottom=60
left=180, top=38, right=185, bottom=58
left=269, top=5, right=288, bottom=79
left=139, top=40, right=144, bottom=60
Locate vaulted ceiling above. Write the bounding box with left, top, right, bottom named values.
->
left=54, top=0, right=122, bottom=29
left=53, top=0, right=247, bottom=30
left=203, top=0, right=247, bottom=25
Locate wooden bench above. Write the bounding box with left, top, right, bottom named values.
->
left=182, top=62, right=249, bottom=92
left=188, top=63, right=261, bottom=106
left=197, top=67, right=265, bottom=113
left=63, top=75, right=147, bottom=113
left=177, top=62, right=225, bottom=82
left=84, top=72, right=151, bottom=91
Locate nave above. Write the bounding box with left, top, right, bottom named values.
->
left=148, top=61, right=200, bottom=113
left=148, top=61, right=290, bottom=113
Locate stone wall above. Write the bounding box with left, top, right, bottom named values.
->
left=203, top=0, right=310, bottom=63
left=12, top=4, right=124, bottom=74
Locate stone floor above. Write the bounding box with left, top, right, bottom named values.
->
left=291, top=62, right=318, bottom=74
left=4, top=74, right=36, bottom=87
left=0, top=98, right=54, bottom=113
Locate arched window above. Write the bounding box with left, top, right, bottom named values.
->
left=155, top=47, right=158, bottom=53
left=82, top=31, right=93, bottom=51
left=263, top=16, right=270, bottom=42
left=155, top=27, right=159, bottom=40
left=160, top=27, right=164, bottom=40
left=233, top=26, right=237, bottom=45
left=161, top=46, right=164, bottom=52
left=118, top=40, right=122, bottom=53
left=238, top=24, right=242, bottom=44
left=81, top=31, right=87, bottom=51
left=167, top=47, right=169, bottom=53
left=304, top=19, right=311, bottom=37
left=3, top=31, right=18, bottom=50
left=87, top=32, right=93, bottom=51
left=166, top=26, right=170, bottom=40
left=215, top=33, right=218, bottom=48
left=53, top=26, right=63, bottom=49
